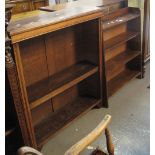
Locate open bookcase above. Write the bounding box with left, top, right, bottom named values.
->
left=102, top=7, right=143, bottom=97
left=7, top=7, right=108, bottom=149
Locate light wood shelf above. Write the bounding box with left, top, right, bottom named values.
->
left=104, top=31, right=139, bottom=50
left=28, top=61, right=98, bottom=109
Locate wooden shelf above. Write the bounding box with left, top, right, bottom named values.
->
left=27, top=61, right=99, bottom=109
left=35, top=96, right=101, bottom=147
left=106, top=50, right=141, bottom=81
left=106, top=50, right=141, bottom=65
left=108, top=69, right=140, bottom=97
left=104, top=31, right=139, bottom=50
left=103, top=13, right=140, bottom=30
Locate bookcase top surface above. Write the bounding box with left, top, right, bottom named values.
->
left=8, top=6, right=102, bottom=43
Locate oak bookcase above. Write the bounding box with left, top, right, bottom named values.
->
left=7, top=6, right=108, bottom=149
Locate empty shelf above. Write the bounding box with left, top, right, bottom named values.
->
left=107, top=69, right=140, bottom=97
left=35, top=96, right=101, bottom=147
left=27, top=61, right=99, bottom=109
left=106, top=50, right=141, bottom=81
left=104, top=31, right=139, bottom=50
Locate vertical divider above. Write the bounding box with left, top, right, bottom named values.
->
left=100, top=17, right=108, bottom=107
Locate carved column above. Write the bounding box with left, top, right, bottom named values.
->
left=5, top=4, right=35, bottom=147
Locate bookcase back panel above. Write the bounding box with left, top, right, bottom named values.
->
left=106, top=62, right=126, bottom=81
left=45, top=27, right=82, bottom=76
left=52, top=86, right=79, bottom=111
left=19, top=36, right=49, bottom=87
left=105, top=44, right=127, bottom=61
left=103, top=23, right=127, bottom=41
left=32, top=100, right=53, bottom=126
left=78, top=73, right=101, bottom=99
left=80, top=19, right=99, bottom=65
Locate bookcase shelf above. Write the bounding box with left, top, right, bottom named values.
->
left=106, top=50, right=141, bottom=81
left=107, top=69, right=140, bottom=97
left=35, top=96, right=101, bottom=147
left=104, top=31, right=139, bottom=50
left=27, top=61, right=98, bottom=109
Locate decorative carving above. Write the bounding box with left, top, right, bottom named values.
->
left=5, top=48, right=32, bottom=146
left=5, top=47, right=14, bottom=64
left=5, top=3, right=34, bottom=147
